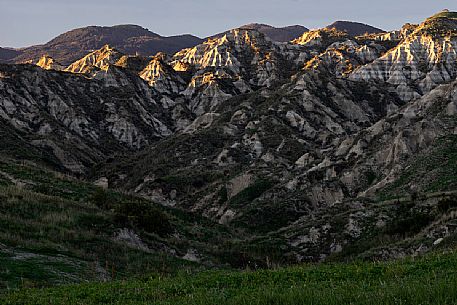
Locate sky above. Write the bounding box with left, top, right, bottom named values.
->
left=0, top=0, right=456, bottom=48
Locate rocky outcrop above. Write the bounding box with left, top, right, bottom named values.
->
left=168, top=28, right=309, bottom=114
left=350, top=15, right=457, bottom=101
left=0, top=62, right=172, bottom=172
left=66, top=45, right=124, bottom=74
left=292, top=28, right=349, bottom=51
left=173, top=29, right=277, bottom=78
left=335, top=79, right=457, bottom=197
left=36, top=55, right=65, bottom=71
left=212, top=23, right=308, bottom=42
left=139, top=53, right=186, bottom=94
left=371, top=23, right=418, bottom=42
left=304, top=39, right=384, bottom=76
left=102, top=64, right=403, bottom=223
left=1, top=11, right=457, bottom=264
left=115, top=55, right=150, bottom=73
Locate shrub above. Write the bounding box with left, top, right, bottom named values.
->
left=438, top=197, right=457, bottom=213
left=228, top=179, right=276, bottom=207
left=114, top=200, right=173, bottom=237
left=385, top=202, right=435, bottom=236
left=160, top=171, right=222, bottom=191
left=218, top=187, right=228, bottom=204
left=89, top=188, right=114, bottom=209
left=364, top=169, right=377, bottom=185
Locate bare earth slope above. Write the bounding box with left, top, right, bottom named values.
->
left=0, top=11, right=457, bottom=271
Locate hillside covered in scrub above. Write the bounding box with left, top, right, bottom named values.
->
left=1, top=8, right=457, bottom=304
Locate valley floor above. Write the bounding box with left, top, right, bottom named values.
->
left=2, top=250, right=457, bottom=305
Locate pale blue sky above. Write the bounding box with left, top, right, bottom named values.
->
left=0, top=0, right=455, bottom=48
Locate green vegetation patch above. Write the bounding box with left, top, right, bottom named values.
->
left=0, top=159, right=269, bottom=289
left=3, top=251, right=457, bottom=304
left=0, top=159, right=97, bottom=202
left=114, top=200, right=173, bottom=237
left=159, top=170, right=223, bottom=193
left=227, top=179, right=276, bottom=209
left=0, top=185, right=199, bottom=288
left=0, top=250, right=91, bottom=290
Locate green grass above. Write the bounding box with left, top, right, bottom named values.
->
left=0, top=252, right=91, bottom=290
left=228, top=179, right=275, bottom=208
left=3, top=250, right=457, bottom=304
left=2, top=151, right=457, bottom=304
left=0, top=160, right=214, bottom=288
left=0, top=185, right=202, bottom=289
left=0, top=158, right=291, bottom=289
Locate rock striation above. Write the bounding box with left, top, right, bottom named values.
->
left=350, top=15, right=457, bottom=101
left=1, top=11, right=457, bottom=263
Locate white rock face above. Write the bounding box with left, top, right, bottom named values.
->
left=305, top=39, right=384, bottom=77
left=164, top=28, right=310, bottom=115
left=433, top=238, right=444, bottom=245
left=3, top=14, right=457, bottom=264
left=66, top=45, right=124, bottom=74
left=219, top=209, right=236, bottom=225
left=114, top=229, right=150, bottom=252
left=139, top=54, right=186, bottom=94
left=172, top=29, right=285, bottom=78
left=184, top=112, right=220, bottom=133
left=329, top=77, right=457, bottom=198
left=182, top=249, right=200, bottom=262
left=182, top=71, right=234, bottom=115
left=227, top=173, right=253, bottom=198
left=36, top=55, right=65, bottom=71
left=350, top=17, right=457, bottom=101
left=0, top=60, right=175, bottom=172
left=94, top=177, right=109, bottom=189
left=293, top=28, right=349, bottom=49
left=372, top=23, right=417, bottom=42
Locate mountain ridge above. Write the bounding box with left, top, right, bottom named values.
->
left=210, top=23, right=309, bottom=42
left=325, top=20, right=385, bottom=36
left=9, top=25, right=204, bottom=65
left=0, top=20, right=388, bottom=65
left=0, top=47, right=20, bottom=62
left=1, top=10, right=457, bottom=291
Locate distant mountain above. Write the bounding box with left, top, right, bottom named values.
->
left=240, top=23, right=309, bottom=41
left=211, top=23, right=308, bottom=42
left=326, top=21, right=384, bottom=36
left=0, top=47, right=21, bottom=62
left=12, top=25, right=203, bottom=65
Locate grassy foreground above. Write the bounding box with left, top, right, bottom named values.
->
left=2, top=251, right=457, bottom=305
